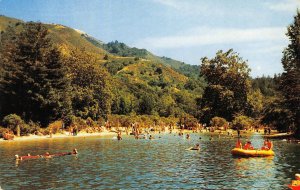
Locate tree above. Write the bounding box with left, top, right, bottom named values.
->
left=232, top=115, right=254, bottom=130
left=262, top=98, right=294, bottom=132
left=210, top=117, right=227, bottom=128
left=0, top=22, right=72, bottom=126
left=199, top=49, right=251, bottom=123
left=157, top=94, right=176, bottom=117
left=138, top=94, right=156, bottom=115
left=280, top=11, right=300, bottom=137
left=65, top=49, right=113, bottom=120
left=247, top=89, right=264, bottom=118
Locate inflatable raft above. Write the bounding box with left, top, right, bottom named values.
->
left=186, top=147, right=200, bottom=151
left=288, top=174, right=300, bottom=190
left=231, top=148, right=274, bottom=157
left=289, top=180, right=300, bottom=190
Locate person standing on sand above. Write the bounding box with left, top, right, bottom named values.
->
left=117, top=132, right=122, bottom=140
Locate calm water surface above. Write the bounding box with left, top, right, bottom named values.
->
left=0, top=133, right=299, bottom=189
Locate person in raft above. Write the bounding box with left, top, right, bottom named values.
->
left=243, top=141, right=254, bottom=150
left=235, top=139, right=242, bottom=149
left=261, top=139, right=273, bottom=150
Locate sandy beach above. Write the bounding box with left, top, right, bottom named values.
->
left=0, top=128, right=280, bottom=143
left=0, top=130, right=117, bottom=142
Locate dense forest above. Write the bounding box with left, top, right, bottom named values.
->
left=0, top=12, right=299, bottom=137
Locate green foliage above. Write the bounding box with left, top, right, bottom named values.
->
left=183, top=115, right=199, bottom=129
left=48, top=120, right=63, bottom=134
left=280, top=11, right=300, bottom=137
left=111, top=94, right=133, bottom=115
left=247, top=89, right=264, bottom=118
left=177, top=64, right=200, bottom=78
left=104, top=61, right=124, bottom=75
left=138, top=94, right=157, bottom=115
left=103, top=40, right=148, bottom=57
left=157, top=94, right=176, bottom=117
left=2, top=114, right=24, bottom=129
left=0, top=22, right=72, bottom=126
left=262, top=98, right=294, bottom=132
left=210, top=117, right=227, bottom=128
left=173, top=90, right=197, bottom=117
left=65, top=49, right=113, bottom=120
left=2, top=114, right=32, bottom=135
left=70, top=116, right=88, bottom=132
left=199, top=49, right=251, bottom=123
left=102, top=40, right=200, bottom=78
left=251, top=75, right=279, bottom=96
left=232, top=115, right=254, bottom=130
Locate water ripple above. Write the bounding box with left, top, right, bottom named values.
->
left=0, top=134, right=299, bottom=189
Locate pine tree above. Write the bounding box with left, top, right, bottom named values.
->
left=281, top=11, right=300, bottom=137
left=0, top=22, right=72, bottom=126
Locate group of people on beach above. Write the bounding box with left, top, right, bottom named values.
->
left=15, top=149, right=78, bottom=161
left=235, top=139, right=273, bottom=150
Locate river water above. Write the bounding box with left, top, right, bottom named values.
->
left=0, top=133, right=299, bottom=189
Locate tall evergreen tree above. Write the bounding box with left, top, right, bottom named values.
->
left=0, top=22, right=72, bottom=126
left=280, top=11, right=300, bottom=137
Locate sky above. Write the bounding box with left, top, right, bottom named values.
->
left=0, top=0, right=299, bottom=77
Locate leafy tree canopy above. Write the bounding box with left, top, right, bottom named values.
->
left=199, top=49, right=251, bottom=123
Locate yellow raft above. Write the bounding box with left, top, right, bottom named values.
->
left=231, top=148, right=275, bottom=157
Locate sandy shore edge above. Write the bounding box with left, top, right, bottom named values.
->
left=0, top=130, right=117, bottom=142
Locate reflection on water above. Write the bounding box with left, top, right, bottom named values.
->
left=233, top=157, right=276, bottom=189
left=0, top=133, right=299, bottom=189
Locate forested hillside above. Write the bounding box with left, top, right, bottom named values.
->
left=0, top=16, right=205, bottom=127
left=0, top=14, right=298, bottom=137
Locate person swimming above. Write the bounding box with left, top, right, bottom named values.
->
left=15, top=154, right=41, bottom=160
left=15, top=149, right=78, bottom=160
left=190, top=143, right=200, bottom=150
left=72, top=149, right=78, bottom=154
left=186, top=134, right=190, bottom=139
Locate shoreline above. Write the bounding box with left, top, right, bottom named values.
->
left=0, top=128, right=290, bottom=143
left=0, top=130, right=117, bottom=142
